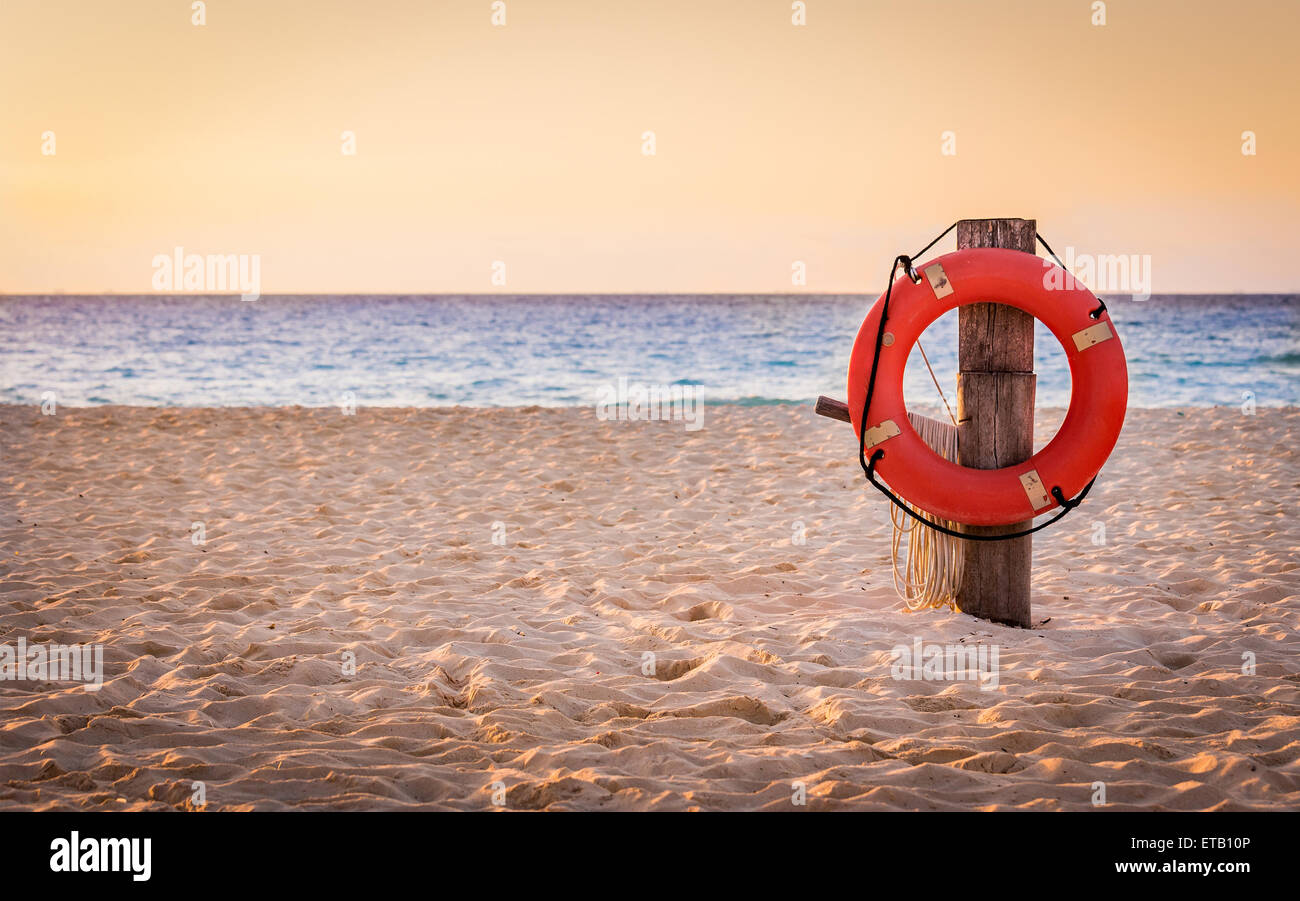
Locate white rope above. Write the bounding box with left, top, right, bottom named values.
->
left=889, top=411, right=964, bottom=610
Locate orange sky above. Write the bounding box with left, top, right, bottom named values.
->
left=2, top=0, right=1297, bottom=294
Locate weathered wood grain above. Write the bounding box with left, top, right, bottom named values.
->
left=814, top=395, right=852, bottom=423
left=955, top=218, right=1037, bottom=628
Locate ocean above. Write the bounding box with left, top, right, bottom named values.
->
left=0, top=294, right=1295, bottom=409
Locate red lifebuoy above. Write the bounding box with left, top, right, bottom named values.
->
left=847, top=247, right=1127, bottom=526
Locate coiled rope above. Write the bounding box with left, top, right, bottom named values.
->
left=889, top=412, right=964, bottom=609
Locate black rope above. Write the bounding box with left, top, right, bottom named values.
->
left=866, top=449, right=1096, bottom=541
left=1035, top=232, right=1067, bottom=270
left=855, top=223, right=1099, bottom=542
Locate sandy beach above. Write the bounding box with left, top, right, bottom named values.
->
left=0, top=403, right=1296, bottom=810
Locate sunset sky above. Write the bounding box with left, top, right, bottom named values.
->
left=2, top=0, right=1297, bottom=294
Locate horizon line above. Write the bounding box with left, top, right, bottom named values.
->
left=3, top=290, right=1297, bottom=298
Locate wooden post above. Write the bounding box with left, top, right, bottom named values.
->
left=956, top=218, right=1036, bottom=627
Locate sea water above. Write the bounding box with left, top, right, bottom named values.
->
left=0, top=294, right=1294, bottom=409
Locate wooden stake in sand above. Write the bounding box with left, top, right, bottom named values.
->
left=954, top=218, right=1037, bottom=627
left=814, top=395, right=851, bottom=423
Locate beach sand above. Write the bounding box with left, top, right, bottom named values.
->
left=0, top=403, right=1296, bottom=810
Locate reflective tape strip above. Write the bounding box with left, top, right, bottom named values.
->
left=1072, top=320, right=1113, bottom=351
left=1019, top=469, right=1051, bottom=510
left=924, top=263, right=953, bottom=299
left=863, top=419, right=901, bottom=449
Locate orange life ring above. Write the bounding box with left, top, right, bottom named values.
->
left=847, top=247, right=1128, bottom=527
